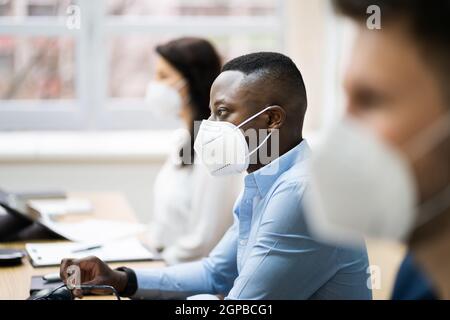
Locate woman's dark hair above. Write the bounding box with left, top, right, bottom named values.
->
left=156, top=37, right=222, bottom=166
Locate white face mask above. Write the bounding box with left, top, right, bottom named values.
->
left=306, top=114, right=450, bottom=244
left=145, top=80, right=186, bottom=119
left=194, top=106, right=274, bottom=176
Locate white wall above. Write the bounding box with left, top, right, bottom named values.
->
left=284, top=0, right=332, bottom=134
left=284, top=0, right=357, bottom=134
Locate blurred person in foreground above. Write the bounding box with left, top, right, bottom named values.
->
left=306, top=0, right=449, bottom=299
left=143, top=37, right=242, bottom=265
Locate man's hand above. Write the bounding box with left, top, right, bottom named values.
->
left=60, top=256, right=128, bottom=298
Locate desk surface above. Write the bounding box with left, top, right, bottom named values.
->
left=0, top=192, right=164, bottom=300
left=0, top=192, right=406, bottom=300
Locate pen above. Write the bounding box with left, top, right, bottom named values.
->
left=71, top=244, right=102, bottom=254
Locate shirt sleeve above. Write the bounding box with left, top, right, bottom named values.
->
left=131, top=220, right=239, bottom=300
left=226, top=181, right=340, bottom=300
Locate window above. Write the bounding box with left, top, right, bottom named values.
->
left=0, top=0, right=283, bottom=130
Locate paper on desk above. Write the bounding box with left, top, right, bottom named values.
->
left=42, top=218, right=146, bottom=242
left=26, top=238, right=155, bottom=267
left=27, top=198, right=93, bottom=218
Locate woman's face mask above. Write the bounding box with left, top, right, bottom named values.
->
left=305, top=113, right=450, bottom=245
left=145, top=79, right=187, bottom=120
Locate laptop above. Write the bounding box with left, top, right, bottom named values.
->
left=0, top=189, right=66, bottom=241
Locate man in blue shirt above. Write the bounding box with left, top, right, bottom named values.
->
left=60, top=52, right=371, bottom=300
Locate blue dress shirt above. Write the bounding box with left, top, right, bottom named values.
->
left=132, top=141, right=372, bottom=300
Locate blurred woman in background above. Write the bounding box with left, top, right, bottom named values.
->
left=144, top=37, right=242, bottom=265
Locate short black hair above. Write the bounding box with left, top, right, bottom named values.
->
left=222, top=52, right=308, bottom=121
left=333, top=0, right=450, bottom=101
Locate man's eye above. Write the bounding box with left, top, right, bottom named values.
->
left=217, top=108, right=228, bottom=117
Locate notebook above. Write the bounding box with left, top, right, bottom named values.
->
left=26, top=238, right=157, bottom=267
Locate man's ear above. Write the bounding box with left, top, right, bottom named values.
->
left=267, top=105, right=286, bottom=130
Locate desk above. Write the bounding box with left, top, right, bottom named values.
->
left=0, top=192, right=164, bottom=300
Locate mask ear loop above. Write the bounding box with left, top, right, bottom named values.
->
left=406, top=113, right=450, bottom=231
left=406, top=113, right=450, bottom=162
left=236, top=106, right=275, bottom=158
left=248, top=131, right=273, bottom=157
left=174, top=79, right=187, bottom=90
left=415, top=185, right=450, bottom=226
left=200, top=106, right=275, bottom=146
left=174, top=79, right=192, bottom=106
left=236, top=106, right=274, bottom=130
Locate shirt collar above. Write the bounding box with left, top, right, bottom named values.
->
left=244, top=140, right=311, bottom=197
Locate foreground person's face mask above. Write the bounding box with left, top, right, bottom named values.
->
left=194, top=106, right=274, bottom=176
left=306, top=113, right=450, bottom=244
